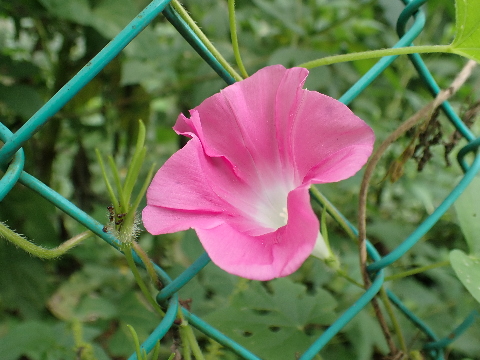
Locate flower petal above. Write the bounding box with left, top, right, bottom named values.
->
left=195, top=186, right=318, bottom=280
left=143, top=65, right=375, bottom=280
left=274, top=66, right=309, bottom=181
left=145, top=137, right=225, bottom=212
left=289, top=90, right=375, bottom=184
left=143, top=135, right=279, bottom=236
left=142, top=206, right=223, bottom=234
left=173, top=65, right=306, bottom=189
left=142, top=137, right=226, bottom=235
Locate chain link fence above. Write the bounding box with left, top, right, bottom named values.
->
left=1, top=0, right=479, bottom=359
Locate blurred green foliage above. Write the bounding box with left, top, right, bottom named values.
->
left=1, top=0, right=480, bottom=359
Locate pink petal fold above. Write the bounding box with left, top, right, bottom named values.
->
left=143, top=65, right=375, bottom=280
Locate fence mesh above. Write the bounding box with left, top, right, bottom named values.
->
left=1, top=0, right=479, bottom=359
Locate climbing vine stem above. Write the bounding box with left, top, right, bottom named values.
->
left=228, top=0, right=249, bottom=78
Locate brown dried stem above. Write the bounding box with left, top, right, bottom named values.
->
left=357, top=59, right=477, bottom=355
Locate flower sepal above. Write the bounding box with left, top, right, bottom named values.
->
left=310, top=212, right=340, bottom=271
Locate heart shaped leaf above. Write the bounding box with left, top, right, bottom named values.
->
left=204, top=278, right=337, bottom=359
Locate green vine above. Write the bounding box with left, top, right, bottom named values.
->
left=177, top=308, right=206, bottom=360
left=72, top=319, right=96, bottom=360
left=384, top=260, right=450, bottom=282
left=0, top=223, right=92, bottom=259
left=228, top=0, right=248, bottom=78
left=297, top=45, right=452, bottom=69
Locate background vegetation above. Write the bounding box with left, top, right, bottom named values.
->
left=1, top=0, right=480, bottom=359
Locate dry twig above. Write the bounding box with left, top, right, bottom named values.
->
left=357, top=59, right=477, bottom=355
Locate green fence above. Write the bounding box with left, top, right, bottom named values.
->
left=1, top=0, right=479, bottom=359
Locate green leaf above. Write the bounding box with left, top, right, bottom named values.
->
left=0, top=55, right=41, bottom=80
left=0, top=243, right=49, bottom=318
left=107, top=293, right=160, bottom=357
left=0, top=84, right=44, bottom=120
left=344, top=311, right=389, bottom=360
left=90, top=0, right=136, bottom=39
left=37, top=0, right=92, bottom=25
left=454, top=176, right=480, bottom=254
left=450, top=249, right=480, bottom=304
left=204, top=278, right=337, bottom=359
left=121, top=59, right=159, bottom=86
left=0, top=321, right=75, bottom=360
left=76, top=295, right=118, bottom=321
left=47, top=264, right=121, bottom=321
left=252, top=0, right=305, bottom=35
left=451, top=0, right=480, bottom=62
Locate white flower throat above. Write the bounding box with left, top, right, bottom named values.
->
left=279, top=207, right=288, bottom=223
left=255, top=185, right=291, bottom=231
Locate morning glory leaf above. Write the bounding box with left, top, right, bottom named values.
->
left=450, top=249, right=480, bottom=304
left=451, top=0, right=480, bottom=62
left=454, top=176, right=480, bottom=254
left=204, top=278, right=337, bottom=359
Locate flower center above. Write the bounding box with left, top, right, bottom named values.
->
left=254, top=186, right=291, bottom=231
left=279, top=207, right=288, bottom=223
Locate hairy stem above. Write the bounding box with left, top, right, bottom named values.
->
left=0, top=223, right=92, bottom=259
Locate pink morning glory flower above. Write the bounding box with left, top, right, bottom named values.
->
left=142, top=65, right=374, bottom=280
